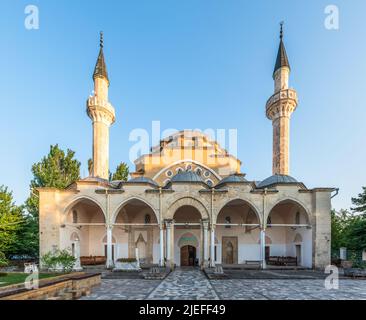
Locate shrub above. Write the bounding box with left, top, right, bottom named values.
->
left=116, top=258, right=137, bottom=263
left=0, top=252, right=8, bottom=268
left=41, top=249, right=76, bottom=272
left=0, top=272, right=8, bottom=277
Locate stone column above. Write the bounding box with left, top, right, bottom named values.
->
left=165, top=220, right=173, bottom=268
left=106, top=225, right=114, bottom=268
left=73, top=239, right=82, bottom=271
left=160, top=226, right=165, bottom=266
left=202, top=220, right=209, bottom=267
left=210, top=225, right=216, bottom=267
left=260, top=229, right=266, bottom=269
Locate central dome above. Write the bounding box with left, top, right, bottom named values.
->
left=171, top=171, right=206, bottom=183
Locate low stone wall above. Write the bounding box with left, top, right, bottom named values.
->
left=0, top=273, right=101, bottom=300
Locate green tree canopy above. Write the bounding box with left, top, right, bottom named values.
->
left=19, top=144, right=81, bottom=258
left=351, top=186, right=366, bottom=215
left=111, top=162, right=129, bottom=181
left=0, top=186, right=23, bottom=257
left=26, top=144, right=81, bottom=218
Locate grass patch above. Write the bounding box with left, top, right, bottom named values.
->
left=0, top=273, right=62, bottom=287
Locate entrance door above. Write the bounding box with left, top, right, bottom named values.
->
left=181, top=245, right=196, bottom=266
left=265, top=246, right=270, bottom=262
left=295, top=245, right=301, bottom=266
left=222, top=237, right=238, bottom=264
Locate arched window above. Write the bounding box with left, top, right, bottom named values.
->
left=295, top=212, right=300, bottom=225
left=225, top=216, right=231, bottom=228
left=145, top=214, right=151, bottom=224
left=72, top=210, right=78, bottom=224
left=267, top=216, right=272, bottom=227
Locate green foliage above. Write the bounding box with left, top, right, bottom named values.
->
left=351, top=186, right=366, bottom=214
left=0, top=186, right=23, bottom=257
left=41, top=249, right=76, bottom=272
left=20, top=144, right=81, bottom=258
left=88, top=158, right=93, bottom=176
left=111, top=162, right=129, bottom=181
left=0, top=252, right=8, bottom=267
left=116, top=258, right=137, bottom=263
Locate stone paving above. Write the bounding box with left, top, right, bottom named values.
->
left=82, top=268, right=366, bottom=300
left=147, top=267, right=219, bottom=300
left=81, top=279, right=160, bottom=300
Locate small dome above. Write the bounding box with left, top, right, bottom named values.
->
left=257, top=174, right=298, bottom=188
left=127, top=176, right=158, bottom=186
left=215, top=174, right=247, bottom=188
left=171, top=171, right=206, bottom=184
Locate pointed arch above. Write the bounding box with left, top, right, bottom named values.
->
left=63, top=196, right=106, bottom=224
left=166, top=197, right=209, bottom=220
left=112, top=196, right=159, bottom=224
left=216, top=198, right=262, bottom=225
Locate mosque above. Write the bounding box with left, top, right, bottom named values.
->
left=38, top=27, right=336, bottom=270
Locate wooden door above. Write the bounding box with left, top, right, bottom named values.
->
left=181, top=246, right=189, bottom=266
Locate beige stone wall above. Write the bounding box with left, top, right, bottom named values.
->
left=38, top=181, right=332, bottom=269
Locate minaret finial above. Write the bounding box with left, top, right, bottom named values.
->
left=280, top=21, right=284, bottom=40
left=100, top=31, right=104, bottom=48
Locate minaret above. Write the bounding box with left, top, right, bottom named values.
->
left=87, top=32, right=115, bottom=180
left=266, top=23, right=298, bottom=176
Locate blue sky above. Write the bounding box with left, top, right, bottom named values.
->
left=0, top=0, right=365, bottom=211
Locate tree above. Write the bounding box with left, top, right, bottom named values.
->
left=21, top=144, right=81, bottom=258
left=351, top=186, right=366, bottom=215
left=111, top=162, right=129, bottom=181
left=331, top=209, right=352, bottom=251
left=0, top=186, right=23, bottom=259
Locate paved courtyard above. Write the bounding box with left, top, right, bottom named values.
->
left=82, top=268, right=366, bottom=300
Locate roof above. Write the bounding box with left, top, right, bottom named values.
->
left=93, top=32, right=109, bottom=83
left=215, top=174, right=247, bottom=188
left=127, top=176, right=158, bottom=187
left=273, top=25, right=290, bottom=77
left=170, top=171, right=206, bottom=184
left=256, top=174, right=298, bottom=189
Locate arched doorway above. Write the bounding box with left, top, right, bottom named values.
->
left=180, top=245, right=196, bottom=266
left=266, top=199, right=312, bottom=267
left=114, top=199, right=159, bottom=264
left=63, top=198, right=106, bottom=259
left=216, top=199, right=260, bottom=265
left=173, top=205, right=202, bottom=266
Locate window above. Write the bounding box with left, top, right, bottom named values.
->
left=145, top=214, right=151, bottom=224
left=267, top=216, right=272, bottom=227
left=206, top=179, right=213, bottom=187
left=166, top=170, right=173, bottom=177
left=204, top=171, right=210, bottom=178
left=195, top=168, right=202, bottom=176
left=186, top=164, right=192, bottom=171
left=72, top=210, right=78, bottom=224
left=295, top=212, right=300, bottom=225
left=225, top=216, right=231, bottom=228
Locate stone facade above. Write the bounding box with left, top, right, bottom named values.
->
left=38, top=31, right=335, bottom=271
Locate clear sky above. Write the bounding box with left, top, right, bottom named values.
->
left=0, top=0, right=365, bottom=211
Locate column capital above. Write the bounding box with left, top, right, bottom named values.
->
left=165, top=219, right=174, bottom=228
left=201, top=219, right=209, bottom=229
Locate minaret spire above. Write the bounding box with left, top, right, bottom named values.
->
left=266, top=23, right=298, bottom=176
left=87, top=32, right=115, bottom=180
left=273, top=22, right=290, bottom=79
left=93, top=31, right=109, bottom=84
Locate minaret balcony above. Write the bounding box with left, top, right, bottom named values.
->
left=87, top=96, right=115, bottom=124
left=266, top=88, right=298, bottom=119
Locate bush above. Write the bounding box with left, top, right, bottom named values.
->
left=0, top=272, right=8, bottom=277
left=0, top=252, right=8, bottom=268
left=116, top=258, right=137, bottom=263
left=41, top=249, right=76, bottom=272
